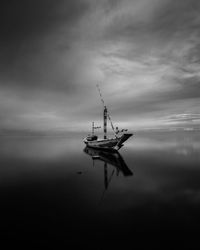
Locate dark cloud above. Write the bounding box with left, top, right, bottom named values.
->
left=104, top=0, right=200, bottom=40
left=0, top=0, right=90, bottom=90
left=0, top=0, right=59, bottom=43
left=152, top=0, right=200, bottom=33
left=0, top=0, right=200, bottom=132
left=0, top=0, right=89, bottom=42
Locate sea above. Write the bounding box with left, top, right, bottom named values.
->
left=0, top=130, right=200, bottom=247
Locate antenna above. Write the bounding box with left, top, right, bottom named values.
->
left=92, top=122, right=101, bottom=135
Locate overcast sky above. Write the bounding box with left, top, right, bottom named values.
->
left=0, top=0, right=200, bottom=133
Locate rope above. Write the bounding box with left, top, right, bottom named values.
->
left=107, top=113, right=115, bottom=132
left=96, top=84, right=105, bottom=106
left=96, top=84, right=116, bottom=135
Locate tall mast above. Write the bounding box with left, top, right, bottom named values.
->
left=96, top=84, right=108, bottom=139
left=103, top=106, right=107, bottom=139
left=92, top=122, right=94, bottom=135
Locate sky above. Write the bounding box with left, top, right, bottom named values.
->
left=0, top=0, right=200, bottom=134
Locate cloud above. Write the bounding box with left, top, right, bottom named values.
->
left=0, top=0, right=200, bottom=132
left=0, top=0, right=90, bottom=90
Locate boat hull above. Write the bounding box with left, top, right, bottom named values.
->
left=83, top=133, right=133, bottom=151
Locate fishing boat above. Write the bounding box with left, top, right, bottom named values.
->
left=83, top=85, right=133, bottom=151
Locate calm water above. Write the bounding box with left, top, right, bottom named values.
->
left=0, top=131, right=200, bottom=246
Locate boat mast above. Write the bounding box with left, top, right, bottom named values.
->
left=92, top=122, right=94, bottom=135
left=97, top=84, right=108, bottom=139
left=103, top=106, right=107, bottom=139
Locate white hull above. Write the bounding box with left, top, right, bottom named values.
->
left=83, top=133, right=133, bottom=151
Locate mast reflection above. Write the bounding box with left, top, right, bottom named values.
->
left=83, top=146, right=133, bottom=190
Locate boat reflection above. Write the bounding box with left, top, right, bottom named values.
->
left=83, top=146, right=133, bottom=190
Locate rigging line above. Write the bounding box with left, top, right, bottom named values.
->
left=96, top=84, right=116, bottom=134
left=107, top=113, right=115, bottom=132
left=96, top=84, right=105, bottom=106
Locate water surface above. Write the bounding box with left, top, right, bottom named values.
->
left=0, top=131, right=200, bottom=246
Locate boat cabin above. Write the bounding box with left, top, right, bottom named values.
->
left=86, top=135, right=98, bottom=141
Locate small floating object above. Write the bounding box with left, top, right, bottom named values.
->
left=76, top=171, right=83, bottom=175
